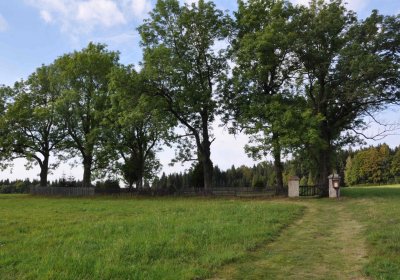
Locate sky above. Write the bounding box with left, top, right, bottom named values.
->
left=0, top=0, right=399, bottom=182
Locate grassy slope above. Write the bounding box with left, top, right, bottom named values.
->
left=342, top=186, right=400, bottom=279
left=0, top=195, right=303, bottom=280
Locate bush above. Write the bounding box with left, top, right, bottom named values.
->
left=0, top=185, right=14, bottom=194
left=300, top=176, right=307, bottom=186
left=95, top=180, right=120, bottom=194
left=0, top=181, right=31, bottom=194
left=252, top=176, right=265, bottom=189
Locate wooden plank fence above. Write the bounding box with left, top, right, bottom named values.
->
left=177, top=187, right=277, bottom=197
left=30, top=187, right=95, bottom=197
left=30, top=186, right=279, bottom=197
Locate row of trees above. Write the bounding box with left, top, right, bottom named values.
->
left=345, top=144, right=400, bottom=185
left=3, top=141, right=398, bottom=194
left=154, top=143, right=400, bottom=190
left=153, top=162, right=277, bottom=191
left=0, top=0, right=399, bottom=195
left=0, top=44, right=169, bottom=189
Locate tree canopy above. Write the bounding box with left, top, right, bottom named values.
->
left=1, top=66, right=65, bottom=186
left=291, top=1, right=400, bottom=192
left=101, top=65, right=171, bottom=188
left=223, top=0, right=400, bottom=194
left=54, top=43, right=120, bottom=188
left=139, top=0, right=232, bottom=190
left=0, top=0, right=399, bottom=193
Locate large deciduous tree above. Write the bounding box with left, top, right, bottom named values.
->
left=1, top=65, right=65, bottom=186
left=292, top=0, right=400, bottom=193
left=55, top=43, right=119, bottom=188
left=224, top=0, right=319, bottom=194
left=101, top=65, right=170, bottom=189
left=139, top=0, right=232, bottom=190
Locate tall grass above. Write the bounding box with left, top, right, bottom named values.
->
left=343, top=186, right=400, bottom=279
left=0, top=195, right=303, bottom=280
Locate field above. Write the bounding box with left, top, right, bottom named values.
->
left=0, top=196, right=302, bottom=280
left=1, top=186, right=400, bottom=279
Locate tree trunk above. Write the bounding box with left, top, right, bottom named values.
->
left=316, top=123, right=331, bottom=196
left=317, top=150, right=330, bottom=196
left=272, top=143, right=284, bottom=195
left=83, top=156, right=92, bottom=188
left=39, top=155, right=49, bottom=187
left=202, top=155, right=213, bottom=191
left=199, top=138, right=213, bottom=191
left=199, top=109, right=213, bottom=191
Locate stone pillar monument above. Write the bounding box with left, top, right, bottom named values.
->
left=328, top=174, right=341, bottom=199
left=288, top=176, right=300, bottom=198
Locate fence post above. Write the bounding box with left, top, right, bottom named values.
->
left=288, top=176, right=300, bottom=198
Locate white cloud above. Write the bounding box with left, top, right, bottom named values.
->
left=290, top=0, right=370, bottom=13
left=77, top=0, right=126, bottom=27
left=0, top=14, right=8, bottom=32
left=26, top=0, right=152, bottom=37
left=40, top=10, right=53, bottom=23
left=128, top=0, right=152, bottom=17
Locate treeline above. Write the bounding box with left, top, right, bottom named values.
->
left=0, top=178, right=121, bottom=194
left=345, top=144, right=400, bottom=186
left=2, top=142, right=399, bottom=194
left=0, top=0, right=399, bottom=196
left=152, top=162, right=276, bottom=190
left=0, top=179, right=34, bottom=194
left=152, top=159, right=338, bottom=190
left=0, top=178, right=85, bottom=194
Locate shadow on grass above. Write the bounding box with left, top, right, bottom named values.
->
left=342, top=185, right=400, bottom=199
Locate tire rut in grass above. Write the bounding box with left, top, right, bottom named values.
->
left=211, top=200, right=369, bottom=280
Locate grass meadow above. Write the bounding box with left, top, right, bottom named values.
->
left=342, top=186, right=400, bottom=279
left=1, top=186, right=400, bottom=279
left=0, top=196, right=302, bottom=280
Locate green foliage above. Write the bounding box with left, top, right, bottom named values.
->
left=1, top=65, right=65, bottom=185
left=152, top=162, right=277, bottom=189
left=0, top=180, right=33, bottom=194
left=100, top=65, right=169, bottom=188
left=189, top=162, right=205, bottom=189
left=55, top=43, right=120, bottom=187
left=252, top=175, right=265, bottom=189
left=291, top=1, right=400, bottom=186
left=0, top=85, right=13, bottom=166
left=306, top=172, right=316, bottom=186
left=139, top=0, right=232, bottom=189
left=345, top=144, right=399, bottom=185
left=0, top=0, right=399, bottom=192
left=299, top=176, right=307, bottom=186
left=95, top=180, right=120, bottom=191
left=227, top=0, right=313, bottom=193
left=390, top=148, right=400, bottom=181
left=0, top=195, right=302, bottom=279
